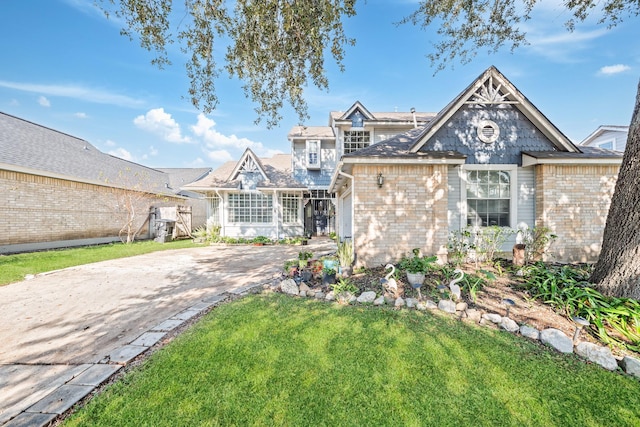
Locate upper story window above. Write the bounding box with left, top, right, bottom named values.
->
left=306, top=140, right=320, bottom=169
left=597, top=140, right=614, bottom=150
left=344, top=130, right=370, bottom=154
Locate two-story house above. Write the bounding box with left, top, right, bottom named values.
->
left=184, top=66, right=622, bottom=267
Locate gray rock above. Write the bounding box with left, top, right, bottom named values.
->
left=373, top=296, right=385, bottom=306
left=424, top=300, right=438, bottom=310
left=384, top=295, right=396, bottom=305
left=305, top=290, right=316, bottom=297
left=519, top=325, right=540, bottom=340
left=406, top=298, right=418, bottom=308
left=438, top=299, right=457, bottom=314
left=395, top=297, right=405, bottom=308
left=314, top=291, right=326, bottom=300
left=540, top=328, right=573, bottom=354
left=349, top=294, right=357, bottom=304
left=575, top=342, right=618, bottom=371
left=357, top=291, right=377, bottom=304
left=280, top=279, right=299, bottom=295
left=336, top=292, right=354, bottom=304
left=416, top=301, right=427, bottom=310
left=466, top=308, right=482, bottom=323
left=500, top=317, right=519, bottom=333
left=299, top=283, right=310, bottom=292
left=456, top=302, right=468, bottom=312
left=620, top=356, right=640, bottom=378
left=482, top=313, right=503, bottom=324
left=325, top=291, right=335, bottom=301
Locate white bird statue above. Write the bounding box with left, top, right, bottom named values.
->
left=449, top=268, right=464, bottom=301
left=381, top=264, right=399, bottom=297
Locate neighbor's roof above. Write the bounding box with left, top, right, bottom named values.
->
left=578, top=125, right=629, bottom=146
left=0, top=111, right=202, bottom=195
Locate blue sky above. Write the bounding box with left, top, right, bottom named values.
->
left=1, top=0, right=638, bottom=170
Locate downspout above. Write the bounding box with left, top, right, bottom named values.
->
left=338, top=170, right=355, bottom=257
left=214, top=190, right=225, bottom=237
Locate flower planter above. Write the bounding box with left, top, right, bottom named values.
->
left=406, top=272, right=425, bottom=287
left=322, top=273, right=337, bottom=286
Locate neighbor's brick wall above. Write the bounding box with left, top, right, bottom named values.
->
left=535, top=164, right=618, bottom=262
left=0, top=170, right=199, bottom=246
left=351, top=164, right=449, bottom=267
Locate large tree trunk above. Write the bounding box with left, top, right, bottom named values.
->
left=590, top=80, right=640, bottom=299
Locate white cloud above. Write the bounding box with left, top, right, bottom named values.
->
left=148, top=145, right=159, bottom=156
left=74, top=112, right=88, bottom=119
left=0, top=80, right=144, bottom=108
left=108, top=147, right=133, bottom=161
left=206, top=149, right=234, bottom=163
left=38, top=96, right=51, bottom=107
left=133, top=108, right=192, bottom=144
left=105, top=139, right=117, bottom=147
left=598, top=64, right=631, bottom=75
left=191, top=113, right=265, bottom=157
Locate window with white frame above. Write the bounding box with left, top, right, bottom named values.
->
left=281, top=193, right=301, bottom=224
left=228, top=193, right=273, bottom=223
left=466, top=170, right=511, bottom=227
left=306, top=140, right=320, bottom=169
left=208, top=195, right=220, bottom=225
left=343, top=130, right=370, bottom=154
left=597, top=140, right=614, bottom=150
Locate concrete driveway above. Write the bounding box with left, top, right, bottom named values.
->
left=0, top=239, right=336, bottom=426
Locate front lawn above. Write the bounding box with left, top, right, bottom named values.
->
left=0, top=239, right=197, bottom=286
left=64, top=293, right=640, bottom=427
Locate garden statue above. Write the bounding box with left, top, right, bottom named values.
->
left=449, top=269, right=464, bottom=301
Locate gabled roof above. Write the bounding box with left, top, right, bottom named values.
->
left=338, top=101, right=374, bottom=121
left=183, top=151, right=305, bottom=191
left=409, top=66, right=579, bottom=153
left=228, top=149, right=268, bottom=182
left=578, top=125, right=629, bottom=146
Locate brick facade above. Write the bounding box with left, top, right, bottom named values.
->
left=0, top=170, right=204, bottom=247
left=350, top=164, right=449, bottom=267
left=535, top=164, right=618, bottom=262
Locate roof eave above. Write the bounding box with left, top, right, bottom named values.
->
left=521, top=154, right=623, bottom=167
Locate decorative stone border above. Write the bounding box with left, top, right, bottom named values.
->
left=277, top=278, right=640, bottom=380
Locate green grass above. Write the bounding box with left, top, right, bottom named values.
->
left=64, top=293, right=640, bottom=427
left=0, top=239, right=197, bottom=286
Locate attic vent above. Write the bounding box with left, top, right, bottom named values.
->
left=477, top=120, right=500, bottom=144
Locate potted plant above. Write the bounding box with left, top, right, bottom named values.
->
left=336, top=239, right=354, bottom=276
left=322, top=265, right=337, bottom=286
left=298, top=251, right=313, bottom=269
left=399, top=248, right=437, bottom=288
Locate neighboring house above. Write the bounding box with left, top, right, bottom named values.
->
left=579, top=125, right=629, bottom=152
left=329, top=66, right=622, bottom=266
left=182, top=149, right=307, bottom=239
left=0, top=112, right=211, bottom=253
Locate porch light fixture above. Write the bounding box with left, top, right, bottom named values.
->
left=377, top=172, right=384, bottom=188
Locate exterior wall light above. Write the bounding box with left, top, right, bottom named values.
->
left=377, top=172, right=384, bottom=188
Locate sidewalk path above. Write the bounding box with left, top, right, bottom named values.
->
left=0, top=239, right=336, bottom=426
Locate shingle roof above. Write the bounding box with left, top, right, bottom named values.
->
left=342, top=126, right=466, bottom=160
left=522, top=147, right=623, bottom=159
left=184, top=151, right=305, bottom=190
left=329, top=111, right=436, bottom=123
left=288, top=126, right=335, bottom=139
left=0, top=111, right=204, bottom=195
